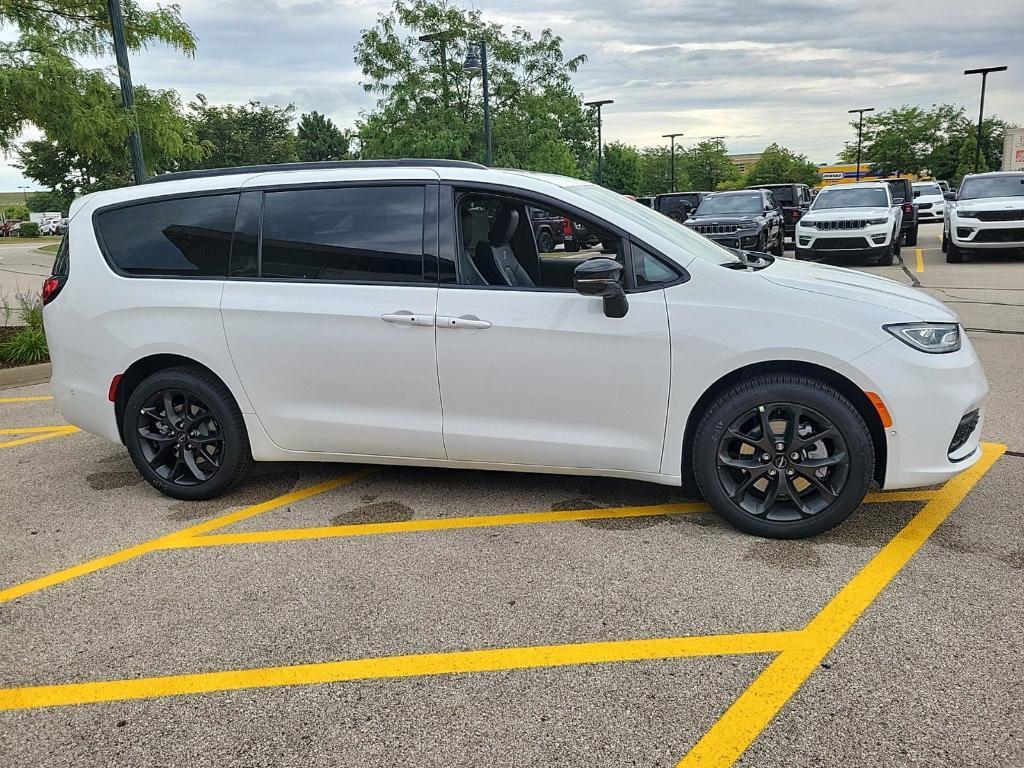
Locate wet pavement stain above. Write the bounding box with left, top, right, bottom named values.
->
left=166, top=470, right=302, bottom=521
left=575, top=477, right=688, bottom=507
left=85, top=471, right=144, bottom=491
left=330, top=500, right=414, bottom=526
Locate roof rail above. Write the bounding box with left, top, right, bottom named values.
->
left=142, top=159, right=487, bottom=185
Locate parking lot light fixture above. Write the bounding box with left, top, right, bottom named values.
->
left=848, top=108, right=875, bottom=181
left=463, top=42, right=491, bottom=166
left=662, top=132, right=684, bottom=193
left=963, top=66, right=1008, bottom=174
left=585, top=99, right=614, bottom=185
left=418, top=32, right=453, bottom=106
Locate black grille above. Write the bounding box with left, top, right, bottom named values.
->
left=692, top=223, right=739, bottom=234
left=974, top=228, right=1024, bottom=243
left=968, top=210, right=1024, bottom=222
left=917, top=202, right=933, bottom=210
left=948, top=409, right=980, bottom=457
left=815, top=237, right=870, bottom=250
left=808, top=219, right=868, bottom=231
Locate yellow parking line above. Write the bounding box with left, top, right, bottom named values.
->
left=0, top=630, right=801, bottom=711
left=0, top=470, right=373, bottom=605
left=0, top=426, right=74, bottom=434
left=0, top=426, right=79, bottom=450
left=915, top=247, right=924, bottom=273
left=0, top=395, right=53, bottom=403
left=677, top=442, right=1005, bottom=767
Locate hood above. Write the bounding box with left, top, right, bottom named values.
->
left=687, top=213, right=762, bottom=226
left=955, top=196, right=1024, bottom=211
left=914, top=194, right=945, bottom=205
left=802, top=207, right=890, bottom=222
left=761, top=258, right=957, bottom=322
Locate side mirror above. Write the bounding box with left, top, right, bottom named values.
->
left=944, top=191, right=957, bottom=201
left=913, top=190, right=921, bottom=198
left=574, top=257, right=628, bottom=318
left=893, top=196, right=905, bottom=204
left=800, top=201, right=811, bottom=209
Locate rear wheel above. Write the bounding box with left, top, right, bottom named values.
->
left=692, top=374, right=874, bottom=538
left=124, top=367, right=253, bottom=500
left=537, top=230, right=555, bottom=253
left=905, top=225, right=919, bottom=246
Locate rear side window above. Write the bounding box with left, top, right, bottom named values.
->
left=95, top=194, right=238, bottom=277
left=772, top=187, right=794, bottom=205
left=260, top=186, right=425, bottom=282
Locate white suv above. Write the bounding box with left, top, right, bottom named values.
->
left=43, top=160, right=987, bottom=538
left=795, top=182, right=903, bottom=266
left=911, top=181, right=946, bottom=224
left=944, top=171, right=1024, bottom=263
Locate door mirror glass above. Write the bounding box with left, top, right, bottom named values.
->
left=573, top=257, right=628, bottom=318
left=944, top=191, right=957, bottom=201
left=893, top=196, right=905, bottom=204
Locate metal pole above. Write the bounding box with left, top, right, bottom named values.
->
left=481, top=42, right=492, bottom=167
left=848, top=108, right=874, bottom=182
left=662, top=133, right=684, bottom=193
left=585, top=100, right=614, bottom=186
left=964, top=66, right=1007, bottom=175
left=108, top=0, right=146, bottom=183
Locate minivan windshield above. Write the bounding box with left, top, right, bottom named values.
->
left=812, top=187, right=889, bottom=210
left=569, top=183, right=743, bottom=265
left=695, top=194, right=763, bottom=215
left=959, top=174, right=1024, bottom=200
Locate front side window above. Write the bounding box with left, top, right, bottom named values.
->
left=261, top=186, right=425, bottom=282
left=95, top=193, right=238, bottom=277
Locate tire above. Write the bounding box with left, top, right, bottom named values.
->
left=905, top=225, right=918, bottom=246
left=564, top=240, right=580, bottom=252
left=946, top=241, right=965, bottom=263
left=692, top=374, right=874, bottom=539
left=537, top=230, right=555, bottom=253
left=772, top=230, right=784, bottom=257
left=667, top=207, right=689, bottom=223
left=941, top=230, right=948, bottom=252
left=123, top=366, right=253, bottom=500
left=893, top=230, right=902, bottom=256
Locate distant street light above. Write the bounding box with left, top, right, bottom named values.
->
left=107, top=0, right=146, bottom=183
left=964, top=66, right=1008, bottom=173
left=662, top=132, right=684, bottom=193
left=848, top=108, right=875, bottom=181
left=585, top=99, right=614, bottom=185
left=463, top=42, right=492, bottom=166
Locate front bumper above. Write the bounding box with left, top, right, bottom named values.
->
left=949, top=217, right=1024, bottom=249
left=841, top=335, right=988, bottom=489
left=687, top=228, right=762, bottom=250
left=916, top=205, right=944, bottom=222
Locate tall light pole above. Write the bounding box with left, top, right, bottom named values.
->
left=418, top=32, right=451, bottom=107
left=662, top=132, right=684, bottom=193
left=107, top=0, right=146, bottom=183
left=848, top=108, right=875, bottom=181
left=463, top=42, right=491, bottom=166
left=964, top=66, right=1007, bottom=173
left=17, top=186, right=29, bottom=204
left=585, top=99, right=614, bottom=185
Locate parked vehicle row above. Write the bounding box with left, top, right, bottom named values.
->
left=682, top=189, right=785, bottom=256
left=44, top=159, right=987, bottom=539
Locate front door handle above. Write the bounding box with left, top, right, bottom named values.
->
left=438, top=315, right=492, bottom=330
left=381, top=312, right=433, bottom=327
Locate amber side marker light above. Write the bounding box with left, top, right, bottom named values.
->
left=865, top=391, right=893, bottom=428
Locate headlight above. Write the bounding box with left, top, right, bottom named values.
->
left=884, top=323, right=961, bottom=354
left=958, top=210, right=980, bottom=218
left=866, top=218, right=888, bottom=225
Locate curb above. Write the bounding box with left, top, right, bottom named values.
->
left=0, top=362, right=51, bottom=389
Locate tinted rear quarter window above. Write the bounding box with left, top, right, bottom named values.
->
left=260, top=186, right=425, bottom=282
left=95, top=194, right=238, bottom=277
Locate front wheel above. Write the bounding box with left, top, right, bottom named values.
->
left=692, top=374, right=874, bottom=538
left=946, top=241, right=965, bottom=263
left=124, top=366, right=253, bottom=500
left=537, top=231, right=555, bottom=253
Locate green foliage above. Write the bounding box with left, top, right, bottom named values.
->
left=355, top=0, right=590, bottom=174
left=184, top=95, right=297, bottom=168
left=600, top=142, right=641, bottom=195
left=0, top=292, right=48, bottom=365
left=297, top=111, right=352, bottom=162
left=954, top=134, right=986, bottom=186
left=18, top=221, right=39, bottom=237
left=3, top=203, right=29, bottom=220
left=682, top=139, right=740, bottom=190
left=26, top=189, right=71, bottom=214
left=636, top=146, right=690, bottom=196
left=743, top=143, right=821, bottom=187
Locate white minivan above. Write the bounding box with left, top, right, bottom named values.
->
left=43, top=160, right=988, bottom=538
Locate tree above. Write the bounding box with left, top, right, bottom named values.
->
left=355, top=0, right=590, bottom=174
left=297, top=111, right=352, bottom=161
left=637, top=146, right=690, bottom=196
left=600, top=142, right=641, bottom=194
left=1, top=2, right=195, bottom=156
left=682, top=139, right=740, bottom=190
left=2, top=203, right=29, bottom=221
left=744, top=143, right=821, bottom=187
left=953, top=134, right=986, bottom=186
left=26, top=190, right=71, bottom=214
left=185, top=95, right=297, bottom=168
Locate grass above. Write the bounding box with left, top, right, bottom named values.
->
left=0, top=192, right=31, bottom=207
left=38, top=243, right=59, bottom=253
left=0, top=236, right=61, bottom=245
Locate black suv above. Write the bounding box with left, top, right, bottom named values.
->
left=653, top=192, right=714, bottom=222
left=883, top=178, right=919, bottom=246
left=684, top=190, right=785, bottom=255
left=745, top=183, right=812, bottom=239
left=528, top=206, right=565, bottom=253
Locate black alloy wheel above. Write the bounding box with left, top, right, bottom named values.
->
left=715, top=403, right=848, bottom=521
left=537, top=231, right=555, bottom=253
left=137, top=388, right=224, bottom=486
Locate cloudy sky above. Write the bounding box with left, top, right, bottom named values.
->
left=3, top=0, right=1021, bottom=190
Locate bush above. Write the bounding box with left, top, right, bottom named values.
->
left=2, top=203, right=30, bottom=221
left=18, top=221, right=40, bottom=237
left=0, top=291, right=49, bottom=365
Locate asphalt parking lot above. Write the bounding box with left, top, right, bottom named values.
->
left=2, top=223, right=1023, bottom=767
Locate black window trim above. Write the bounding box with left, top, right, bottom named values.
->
left=227, top=179, right=439, bottom=288
left=440, top=181, right=689, bottom=294
left=92, top=188, right=243, bottom=280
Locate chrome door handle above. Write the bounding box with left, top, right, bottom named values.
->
left=380, top=312, right=433, bottom=327
left=438, top=315, right=492, bottom=330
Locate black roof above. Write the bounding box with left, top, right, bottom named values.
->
left=142, top=159, right=487, bottom=185
left=745, top=182, right=808, bottom=189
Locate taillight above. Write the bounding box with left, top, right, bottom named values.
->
left=902, top=202, right=914, bottom=216
left=41, top=276, right=64, bottom=305
left=791, top=209, right=801, bottom=221
left=561, top=217, right=573, bottom=236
